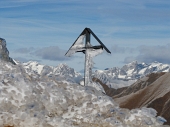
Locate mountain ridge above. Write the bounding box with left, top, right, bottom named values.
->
left=19, top=60, right=170, bottom=89
left=93, top=61, right=170, bottom=89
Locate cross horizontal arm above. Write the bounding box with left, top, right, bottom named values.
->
left=86, top=28, right=111, bottom=54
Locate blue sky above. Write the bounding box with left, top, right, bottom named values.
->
left=0, top=0, right=170, bottom=71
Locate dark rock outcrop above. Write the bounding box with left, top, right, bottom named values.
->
left=0, top=38, right=16, bottom=64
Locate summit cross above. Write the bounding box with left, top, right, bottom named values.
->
left=65, top=28, right=111, bottom=86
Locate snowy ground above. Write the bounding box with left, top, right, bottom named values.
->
left=0, top=60, right=168, bottom=127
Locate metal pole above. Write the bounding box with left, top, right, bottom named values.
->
left=84, top=30, right=90, bottom=86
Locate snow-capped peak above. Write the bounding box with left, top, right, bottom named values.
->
left=54, top=63, right=76, bottom=75
left=22, top=61, right=82, bottom=84
left=23, top=61, right=44, bottom=74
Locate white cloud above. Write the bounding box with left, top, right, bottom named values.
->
left=34, top=46, right=70, bottom=61
left=111, top=45, right=135, bottom=54
left=123, top=56, right=136, bottom=63
left=123, top=44, right=170, bottom=64
left=15, top=47, right=35, bottom=54
left=136, top=44, right=170, bottom=64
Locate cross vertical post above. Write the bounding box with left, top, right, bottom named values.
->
left=84, top=30, right=91, bottom=86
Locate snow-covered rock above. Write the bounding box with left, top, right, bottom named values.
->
left=0, top=60, right=168, bottom=127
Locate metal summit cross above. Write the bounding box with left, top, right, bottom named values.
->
left=65, top=28, right=111, bottom=86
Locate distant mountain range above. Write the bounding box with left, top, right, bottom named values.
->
left=20, top=61, right=170, bottom=90
left=93, top=61, right=170, bottom=89
left=1, top=37, right=170, bottom=89
left=22, top=61, right=82, bottom=84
